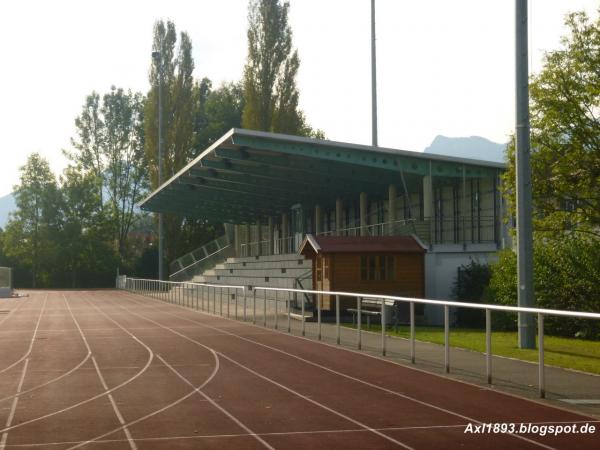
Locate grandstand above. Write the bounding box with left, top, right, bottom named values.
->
left=141, top=129, right=508, bottom=324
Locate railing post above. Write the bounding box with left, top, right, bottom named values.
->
left=235, top=288, right=239, bottom=320
left=263, top=290, right=267, bottom=327
left=410, top=302, right=415, bottom=364
left=444, top=305, right=450, bottom=373
left=381, top=298, right=386, bottom=356
left=213, top=287, right=216, bottom=314
left=220, top=287, right=223, bottom=316
left=538, top=313, right=545, bottom=398
left=486, top=308, right=492, bottom=384
left=227, top=288, right=230, bottom=318
left=287, top=291, right=291, bottom=333
left=357, top=297, right=362, bottom=350
left=252, top=288, right=256, bottom=324
left=336, top=294, right=340, bottom=345
left=274, top=290, right=279, bottom=330
left=301, top=292, right=305, bottom=336
left=316, top=294, right=322, bottom=340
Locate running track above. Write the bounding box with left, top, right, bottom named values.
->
left=0, top=290, right=597, bottom=449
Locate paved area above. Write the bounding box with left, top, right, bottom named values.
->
left=0, top=290, right=598, bottom=449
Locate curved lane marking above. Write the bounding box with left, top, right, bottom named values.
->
left=62, top=293, right=137, bottom=450
left=0, top=295, right=46, bottom=375
left=0, top=294, right=92, bottom=404
left=121, top=290, right=557, bottom=450
left=67, top=290, right=223, bottom=449
left=0, top=293, right=154, bottom=435
left=110, top=295, right=411, bottom=449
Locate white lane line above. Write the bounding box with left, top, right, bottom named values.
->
left=67, top=299, right=222, bottom=450
left=0, top=297, right=29, bottom=327
left=107, top=296, right=412, bottom=450
left=156, top=354, right=274, bottom=450
left=9, top=419, right=600, bottom=448
left=120, top=291, right=558, bottom=450
left=0, top=298, right=154, bottom=435
left=91, top=357, right=137, bottom=449
left=0, top=354, right=91, bottom=404
left=62, top=294, right=137, bottom=450
left=0, top=359, right=30, bottom=449
left=0, top=296, right=47, bottom=375
left=0, top=295, right=92, bottom=405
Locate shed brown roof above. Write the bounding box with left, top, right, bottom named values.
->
left=299, top=234, right=427, bottom=255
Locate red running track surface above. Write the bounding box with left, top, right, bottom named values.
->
left=0, top=290, right=597, bottom=450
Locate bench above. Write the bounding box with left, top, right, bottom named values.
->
left=347, top=308, right=381, bottom=329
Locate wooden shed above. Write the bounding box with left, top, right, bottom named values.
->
left=299, top=235, right=427, bottom=318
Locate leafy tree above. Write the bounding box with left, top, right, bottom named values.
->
left=502, top=10, right=600, bottom=237
left=490, top=235, right=600, bottom=338
left=194, top=81, right=245, bottom=154
left=3, top=154, right=61, bottom=287
left=145, top=20, right=198, bottom=265
left=59, top=167, right=117, bottom=287
left=68, top=87, right=148, bottom=262
left=66, top=93, right=105, bottom=207
left=451, top=261, right=492, bottom=327
left=102, top=87, right=148, bottom=257
left=242, top=0, right=322, bottom=137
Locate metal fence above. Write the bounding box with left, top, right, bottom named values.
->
left=0, top=267, right=12, bottom=289
left=118, top=276, right=600, bottom=399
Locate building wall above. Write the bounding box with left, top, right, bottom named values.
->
left=423, top=244, right=498, bottom=325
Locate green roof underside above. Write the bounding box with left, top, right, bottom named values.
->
left=140, top=129, right=505, bottom=224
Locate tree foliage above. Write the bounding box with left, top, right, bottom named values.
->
left=3, top=155, right=60, bottom=287
left=451, top=261, right=492, bottom=328
left=242, top=0, right=322, bottom=137
left=68, top=87, right=147, bottom=260
left=502, top=10, right=600, bottom=237
left=490, top=235, right=600, bottom=339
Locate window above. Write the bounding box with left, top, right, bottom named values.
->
left=360, top=255, right=395, bottom=281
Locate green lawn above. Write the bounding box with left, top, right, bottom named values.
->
left=343, top=324, right=600, bottom=375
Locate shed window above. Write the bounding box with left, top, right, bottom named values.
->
left=360, top=255, right=395, bottom=281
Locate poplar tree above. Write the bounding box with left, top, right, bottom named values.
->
left=144, top=20, right=198, bottom=263
left=242, top=0, right=321, bottom=136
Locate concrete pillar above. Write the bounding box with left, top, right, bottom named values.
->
left=234, top=224, right=240, bottom=257
left=315, top=205, right=323, bottom=235
left=255, top=220, right=262, bottom=256
left=281, top=213, right=289, bottom=253
left=388, top=184, right=397, bottom=235
left=423, top=175, right=433, bottom=219
left=360, top=192, right=368, bottom=236
left=335, top=198, right=343, bottom=236
left=267, top=217, right=274, bottom=255
left=244, top=223, right=251, bottom=257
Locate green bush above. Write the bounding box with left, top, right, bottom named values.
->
left=451, top=261, right=491, bottom=328
left=489, top=234, right=600, bottom=339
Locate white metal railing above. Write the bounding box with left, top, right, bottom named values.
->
left=239, top=216, right=499, bottom=258
left=169, top=234, right=234, bottom=281
left=119, top=276, right=600, bottom=399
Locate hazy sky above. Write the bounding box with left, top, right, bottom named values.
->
left=0, top=0, right=597, bottom=197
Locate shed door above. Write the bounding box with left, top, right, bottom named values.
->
left=316, top=255, right=331, bottom=310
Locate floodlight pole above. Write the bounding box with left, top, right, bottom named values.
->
left=515, top=0, right=535, bottom=349
left=371, top=0, right=378, bottom=147
left=153, top=50, right=165, bottom=281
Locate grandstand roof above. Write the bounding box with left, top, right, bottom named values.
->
left=139, top=128, right=505, bottom=224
